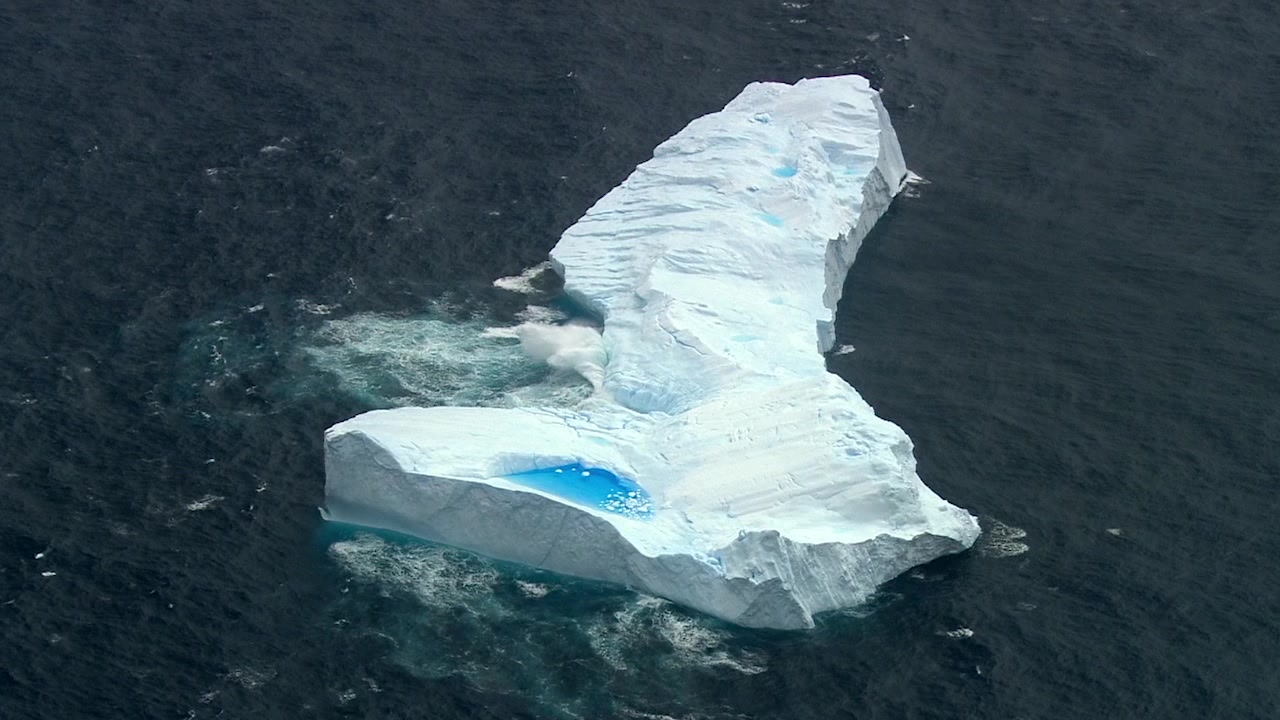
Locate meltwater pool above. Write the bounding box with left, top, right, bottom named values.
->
left=504, top=464, right=654, bottom=519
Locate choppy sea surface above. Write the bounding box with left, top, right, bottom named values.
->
left=2, top=1, right=1278, bottom=718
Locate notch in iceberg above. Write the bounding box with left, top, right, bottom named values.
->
left=323, top=75, right=980, bottom=629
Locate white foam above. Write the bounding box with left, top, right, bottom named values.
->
left=651, top=606, right=767, bottom=674
left=226, top=666, right=276, bottom=689
left=584, top=596, right=765, bottom=675
left=901, top=170, right=929, bottom=198
left=494, top=261, right=555, bottom=294
left=305, top=309, right=565, bottom=408
left=295, top=299, right=339, bottom=315
left=515, top=304, right=569, bottom=324
left=185, top=494, right=224, bottom=512
left=620, top=711, right=681, bottom=720
left=515, top=580, right=551, bottom=598
left=977, top=520, right=1029, bottom=558
left=329, top=534, right=500, bottom=612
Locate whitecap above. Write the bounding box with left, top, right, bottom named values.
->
left=587, top=596, right=765, bottom=675
left=303, top=308, right=589, bottom=408
left=494, top=261, right=554, bottom=294
left=329, top=534, right=501, bottom=612
left=185, top=494, right=225, bottom=512
left=977, top=519, right=1029, bottom=558
left=515, top=580, right=550, bottom=598
left=295, top=299, right=339, bottom=315
left=516, top=304, right=569, bottom=324
left=226, top=666, right=276, bottom=689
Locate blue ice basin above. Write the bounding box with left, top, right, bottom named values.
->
left=504, top=463, right=654, bottom=519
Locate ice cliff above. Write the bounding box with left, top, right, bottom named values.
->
left=324, top=75, right=980, bottom=629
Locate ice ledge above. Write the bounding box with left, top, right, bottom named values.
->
left=324, top=76, right=979, bottom=629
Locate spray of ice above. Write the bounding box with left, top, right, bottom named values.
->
left=515, top=321, right=607, bottom=392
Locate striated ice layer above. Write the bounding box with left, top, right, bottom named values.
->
left=324, top=75, right=980, bottom=629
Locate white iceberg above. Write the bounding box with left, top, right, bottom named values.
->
left=324, top=75, right=980, bottom=629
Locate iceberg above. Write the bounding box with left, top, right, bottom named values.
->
left=324, top=75, right=980, bottom=629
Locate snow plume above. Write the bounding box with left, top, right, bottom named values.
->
left=515, top=321, right=606, bottom=391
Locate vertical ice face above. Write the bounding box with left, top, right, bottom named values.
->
left=324, top=75, right=979, bottom=629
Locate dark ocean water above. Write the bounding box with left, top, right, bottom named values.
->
left=2, top=1, right=1278, bottom=718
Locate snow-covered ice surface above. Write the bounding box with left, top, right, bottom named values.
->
left=324, top=75, right=980, bottom=629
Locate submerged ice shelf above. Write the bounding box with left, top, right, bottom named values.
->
left=324, top=75, right=981, bottom=629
